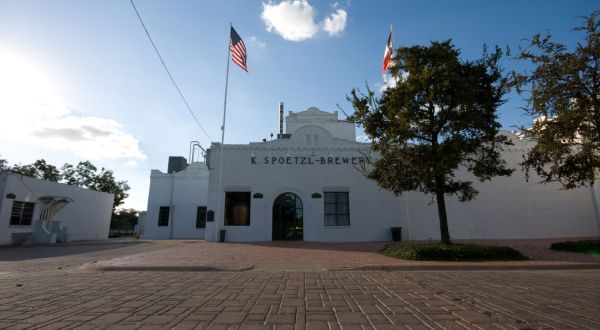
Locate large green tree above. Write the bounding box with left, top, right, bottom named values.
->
left=111, top=208, right=139, bottom=231
left=512, top=12, right=600, bottom=188
left=62, top=161, right=130, bottom=211
left=3, top=158, right=129, bottom=212
left=11, top=159, right=61, bottom=182
left=349, top=40, right=513, bottom=244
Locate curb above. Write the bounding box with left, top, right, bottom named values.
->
left=94, top=265, right=255, bottom=272
left=330, top=263, right=600, bottom=271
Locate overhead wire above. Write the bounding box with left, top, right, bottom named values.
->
left=129, top=0, right=212, bottom=142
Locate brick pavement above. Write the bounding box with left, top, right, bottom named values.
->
left=0, top=240, right=599, bottom=329
left=88, top=238, right=600, bottom=272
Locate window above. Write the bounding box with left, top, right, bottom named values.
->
left=10, top=201, right=35, bottom=226
left=225, top=192, right=251, bottom=226
left=158, top=206, right=170, bottom=226
left=324, top=192, right=350, bottom=226
left=196, top=206, right=207, bottom=228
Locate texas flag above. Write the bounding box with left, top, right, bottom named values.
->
left=382, top=29, right=393, bottom=74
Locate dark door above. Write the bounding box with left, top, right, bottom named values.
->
left=272, top=193, right=303, bottom=240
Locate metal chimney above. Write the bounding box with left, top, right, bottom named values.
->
left=279, top=102, right=284, bottom=134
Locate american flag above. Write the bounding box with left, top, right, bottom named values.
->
left=230, top=26, right=248, bottom=72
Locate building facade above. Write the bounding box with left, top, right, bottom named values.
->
left=202, top=107, right=600, bottom=242
left=0, top=171, right=114, bottom=245
left=142, top=160, right=209, bottom=239
left=143, top=107, right=599, bottom=242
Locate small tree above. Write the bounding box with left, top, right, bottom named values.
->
left=512, top=12, right=600, bottom=188
left=349, top=41, right=513, bottom=244
left=0, top=157, right=8, bottom=171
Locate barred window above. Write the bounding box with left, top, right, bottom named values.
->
left=225, top=192, right=251, bottom=226
left=324, top=192, right=350, bottom=226
left=10, top=201, right=35, bottom=226
left=196, top=206, right=207, bottom=228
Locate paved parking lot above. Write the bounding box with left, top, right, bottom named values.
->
left=0, top=240, right=599, bottom=329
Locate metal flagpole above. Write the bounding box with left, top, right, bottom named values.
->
left=215, top=24, right=231, bottom=242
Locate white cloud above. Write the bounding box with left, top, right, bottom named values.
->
left=247, top=36, right=267, bottom=50
left=261, top=0, right=319, bottom=41
left=0, top=49, right=146, bottom=162
left=380, top=74, right=398, bottom=91
left=261, top=0, right=348, bottom=41
left=29, top=113, right=147, bottom=161
left=380, top=71, right=409, bottom=92
left=323, top=9, right=347, bottom=36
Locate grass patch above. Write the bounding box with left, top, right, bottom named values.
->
left=381, top=243, right=528, bottom=261
left=550, top=240, right=600, bottom=256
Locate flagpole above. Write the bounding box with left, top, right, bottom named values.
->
left=215, top=24, right=231, bottom=242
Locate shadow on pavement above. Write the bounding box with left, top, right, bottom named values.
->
left=241, top=241, right=388, bottom=253
left=0, top=241, right=145, bottom=261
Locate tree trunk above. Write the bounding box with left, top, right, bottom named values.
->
left=435, top=176, right=451, bottom=244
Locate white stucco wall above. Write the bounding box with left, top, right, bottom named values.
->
left=286, top=107, right=355, bottom=142
left=403, top=134, right=599, bottom=240
left=143, top=162, right=209, bottom=239
left=203, top=107, right=600, bottom=242
left=0, top=171, right=114, bottom=245
left=205, top=125, right=403, bottom=242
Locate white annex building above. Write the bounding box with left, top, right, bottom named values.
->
left=144, top=106, right=600, bottom=242
left=0, top=171, right=114, bottom=245
left=142, top=159, right=209, bottom=239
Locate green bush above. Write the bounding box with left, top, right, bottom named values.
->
left=381, top=243, right=528, bottom=261
left=550, top=240, right=600, bottom=255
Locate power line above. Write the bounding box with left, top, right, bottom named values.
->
left=129, top=0, right=212, bottom=143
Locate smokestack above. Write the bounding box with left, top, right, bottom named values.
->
left=279, top=102, right=284, bottom=134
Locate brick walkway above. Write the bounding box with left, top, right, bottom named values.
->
left=90, top=238, right=600, bottom=272
left=0, top=239, right=599, bottom=329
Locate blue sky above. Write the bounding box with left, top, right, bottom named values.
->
left=0, top=0, right=596, bottom=210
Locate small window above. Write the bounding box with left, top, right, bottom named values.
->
left=196, top=206, right=207, bottom=228
left=10, top=201, right=35, bottom=226
left=158, top=206, right=170, bottom=226
left=225, top=192, right=251, bottom=226
left=324, top=192, right=350, bottom=226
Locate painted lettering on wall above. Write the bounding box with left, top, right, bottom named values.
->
left=250, top=155, right=366, bottom=165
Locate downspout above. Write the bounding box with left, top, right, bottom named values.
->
left=405, top=194, right=411, bottom=241
left=169, top=174, right=175, bottom=239
left=591, top=180, right=600, bottom=234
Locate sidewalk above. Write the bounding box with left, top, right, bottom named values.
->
left=2, top=238, right=599, bottom=329
left=88, top=237, right=600, bottom=272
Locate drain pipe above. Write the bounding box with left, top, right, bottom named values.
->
left=405, top=193, right=411, bottom=241
left=169, top=173, right=175, bottom=239
left=591, top=180, right=600, bottom=234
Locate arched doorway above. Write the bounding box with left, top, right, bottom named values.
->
left=272, top=193, right=303, bottom=240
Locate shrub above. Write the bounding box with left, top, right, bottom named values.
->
left=381, top=243, right=528, bottom=261
left=550, top=240, right=600, bottom=255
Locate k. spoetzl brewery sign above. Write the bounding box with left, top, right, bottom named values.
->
left=251, top=155, right=366, bottom=165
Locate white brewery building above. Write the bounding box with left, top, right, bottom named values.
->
left=142, top=105, right=600, bottom=242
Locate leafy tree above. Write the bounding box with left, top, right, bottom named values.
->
left=111, top=208, right=139, bottom=230
left=349, top=40, right=513, bottom=244
left=61, top=161, right=98, bottom=187
left=11, top=159, right=61, bottom=182
left=62, top=161, right=130, bottom=211
left=2, top=157, right=129, bottom=211
left=512, top=12, right=600, bottom=188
